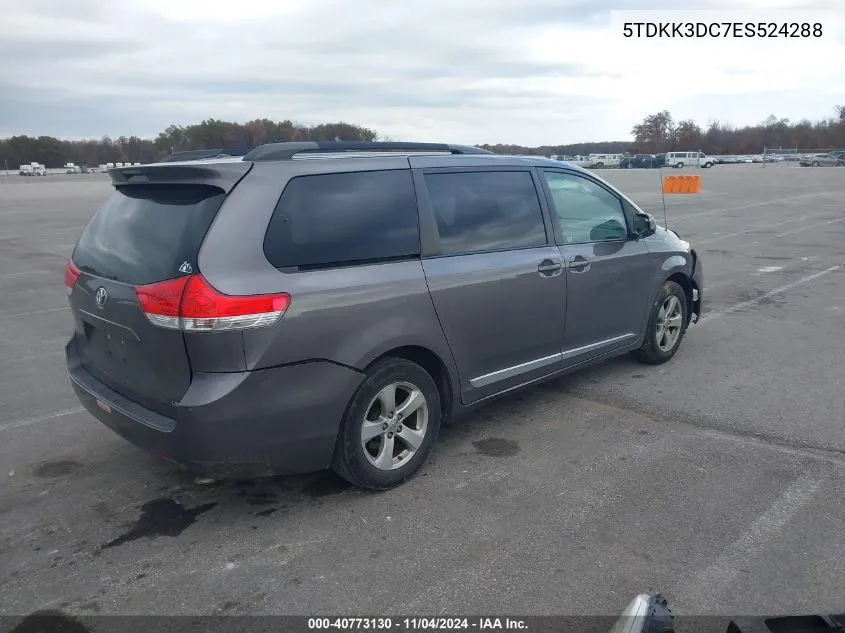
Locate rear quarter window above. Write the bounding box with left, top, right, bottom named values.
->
left=72, top=184, right=225, bottom=286
left=263, top=170, right=420, bottom=270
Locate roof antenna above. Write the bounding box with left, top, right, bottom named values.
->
left=658, top=162, right=669, bottom=231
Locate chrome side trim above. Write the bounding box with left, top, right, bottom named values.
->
left=561, top=333, right=637, bottom=361
left=469, top=353, right=562, bottom=388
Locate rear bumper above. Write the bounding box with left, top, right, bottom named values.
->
left=66, top=341, right=365, bottom=478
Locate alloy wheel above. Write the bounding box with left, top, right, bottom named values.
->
left=655, top=295, right=683, bottom=352
left=361, top=381, right=429, bottom=471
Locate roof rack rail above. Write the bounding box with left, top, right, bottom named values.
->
left=159, top=148, right=253, bottom=162
left=242, top=141, right=493, bottom=161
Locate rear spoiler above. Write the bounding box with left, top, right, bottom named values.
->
left=108, top=161, right=252, bottom=194
left=159, top=148, right=253, bottom=162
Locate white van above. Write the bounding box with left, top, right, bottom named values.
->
left=588, top=153, right=624, bottom=168
left=666, top=151, right=714, bottom=168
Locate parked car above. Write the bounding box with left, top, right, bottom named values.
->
left=620, top=154, right=658, bottom=169
left=665, top=151, right=715, bottom=168
left=20, top=163, right=48, bottom=176
left=588, top=153, right=625, bottom=168
left=566, top=155, right=593, bottom=168
left=64, top=141, right=704, bottom=490
left=799, top=153, right=843, bottom=167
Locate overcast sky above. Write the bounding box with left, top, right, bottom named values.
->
left=1, top=0, right=843, bottom=145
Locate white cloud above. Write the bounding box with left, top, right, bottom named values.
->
left=0, top=0, right=843, bottom=144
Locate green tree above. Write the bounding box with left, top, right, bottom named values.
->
left=674, top=119, right=703, bottom=149
left=631, top=110, right=675, bottom=151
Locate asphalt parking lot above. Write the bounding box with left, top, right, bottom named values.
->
left=1, top=165, right=843, bottom=620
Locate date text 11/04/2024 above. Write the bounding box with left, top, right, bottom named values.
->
left=307, top=618, right=528, bottom=630
left=622, top=21, right=823, bottom=38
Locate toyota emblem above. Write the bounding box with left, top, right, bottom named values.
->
left=95, top=287, right=108, bottom=308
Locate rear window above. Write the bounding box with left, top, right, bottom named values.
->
left=263, top=170, right=420, bottom=270
left=72, top=184, right=225, bottom=286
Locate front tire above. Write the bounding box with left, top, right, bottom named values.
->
left=332, top=357, right=441, bottom=490
left=676, top=162, right=684, bottom=168
left=812, top=161, right=820, bottom=167
left=632, top=281, right=688, bottom=365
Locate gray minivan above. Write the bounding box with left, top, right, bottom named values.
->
left=64, top=142, right=704, bottom=490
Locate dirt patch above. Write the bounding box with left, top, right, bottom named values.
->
left=33, top=459, right=82, bottom=478
left=472, top=437, right=520, bottom=457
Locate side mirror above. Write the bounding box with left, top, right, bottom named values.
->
left=633, top=212, right=657, bottom=238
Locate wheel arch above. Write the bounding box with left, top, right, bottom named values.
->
left=665, top=271, right=694, bottom=325
left=363, top=345, right=456, bottom=423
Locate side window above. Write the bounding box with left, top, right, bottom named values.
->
left=541, top=171, right=629, bottom=244
left=263, top=170, right=420, bottom=270
left=424, top=171, right=547, bottom=256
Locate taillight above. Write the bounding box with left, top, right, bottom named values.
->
left=135, top=274, right=290, bottom=331
left=64, top=259, right=81, bottom=295
left=136, top=276, right=190, bottom=330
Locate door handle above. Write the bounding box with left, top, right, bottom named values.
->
left=538, top=259, right=563, bottom=277
left=568, top=257, right=591, bottom=272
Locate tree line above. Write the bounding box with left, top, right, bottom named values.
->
left=626, top=106, right=845, bottom=155
left=0, top=119, right=378, bottom=169
left=478, top=106, right=845, bottom=157
left=2, top=107, right=844, bottom=168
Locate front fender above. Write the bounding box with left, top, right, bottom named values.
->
left=654, top=250, right=701, bottom=325
left=690, top=249, right=703, bottom=323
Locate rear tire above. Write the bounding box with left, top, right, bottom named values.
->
left=632, top=281, right=688, bottom=365
left=332, top=357, right=441, bottom=490
left=676, top=162, right=684, bottom=168
left=812, top=161, right=820, bottom=167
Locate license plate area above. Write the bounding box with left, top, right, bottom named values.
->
left=84, top=322, right=131, bottom=365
